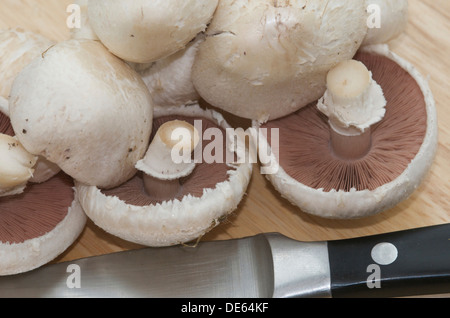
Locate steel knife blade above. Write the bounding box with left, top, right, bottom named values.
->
left=0, top=224, right=449, bottom=298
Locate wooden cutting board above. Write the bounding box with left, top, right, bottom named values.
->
left=1, top=0, right=449, bottom=265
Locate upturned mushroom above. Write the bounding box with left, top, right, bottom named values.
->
left=87, top=0, right=219, bottom=64
left=255, top=45, right=438, bottom=219
left=76, top=104, right=252, bottom=247
left=8, top=39, right=154, bottom=189
left=192, top=0, right=368, bottom=122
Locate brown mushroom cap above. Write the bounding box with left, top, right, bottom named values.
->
left=257, top=46, right=438, bottom=219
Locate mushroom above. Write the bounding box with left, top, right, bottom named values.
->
left=0, top=172, right=87, bottom=276
left=0, top=28, right=61, bottom=185
left=136, top=35, right=203, bottom=108
left=76, top=104, right=252, bottom=247
left=0, top=28, right=55, bottom=116
left=362, top=0, right=409, bottom=46
left=191, top=0, right=369, bottom=122
left=254, top=45, right=438, bottom=219
left=87, top=0, right=219, bottom=64
left=8, top=39, right=154, bottom=189
left=0, top=133, right=37, bottom=197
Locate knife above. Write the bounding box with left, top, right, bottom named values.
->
left=0, top=224, right=449, bottom=298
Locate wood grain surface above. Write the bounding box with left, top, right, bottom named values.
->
left=0, top=0, right=449, bottom=267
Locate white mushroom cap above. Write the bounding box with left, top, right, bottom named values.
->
left=87, top=0, right=219, bottom=64
left=254, top=45, right=438, bottom=219
left=0, top=28, right=55, bottom=115
left=138, top=35, right=203, bottom=108
left=192, top=0, right=368, bottom=122
left=363, top=0, right=409, bottom=46
left=76, top=104, right=253, bottom=247
left=0, top=134, right=37, bottom=197
left=9, top=39, right=154, bottom=189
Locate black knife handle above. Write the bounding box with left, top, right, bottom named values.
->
left=327, top=224, right=450, bottom=298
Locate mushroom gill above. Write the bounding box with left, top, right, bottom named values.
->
left=261, top=52, right=428, bottom=193
left=0, top=172, right=74, bottom=244
left=0, top=112, right=14, bottom=136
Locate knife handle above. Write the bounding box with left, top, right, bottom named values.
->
left=327, top=224, right=450, bottom=298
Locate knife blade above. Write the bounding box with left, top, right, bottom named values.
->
left=0, top=224, right=449, bottom=298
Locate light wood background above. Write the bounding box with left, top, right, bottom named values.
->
left=1, top=1, right=449, bottom=266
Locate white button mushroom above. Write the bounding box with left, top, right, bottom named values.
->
left=8, top=39, right=154, bottom=189
left=76, top=104, right=253, bottom=247
left=255, top=46, right=438, bottom=219
left=87, top=0, right=219, bottom=64
left=192, top=0, right=369, bottom=122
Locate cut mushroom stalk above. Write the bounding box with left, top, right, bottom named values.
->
left=317, top=59, right=387, bottom=160
left=0, top=133, right=37, bottom=195
left=135, top=120, right=200, bottom=202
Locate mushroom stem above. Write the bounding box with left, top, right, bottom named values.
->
left=317, top=60, right=386, bottom=160
left=330, top=126, right=372, bottom=160
left=135, top=120, right=200, bottom=199
left=0, top=133, right=37, bottom=192
left=142, top=176, right=182, bottom=202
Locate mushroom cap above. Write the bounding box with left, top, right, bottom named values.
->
left=0, top=173, right=86, bottom=276
left=9, top=39, right=154, bottom=189
left=0, top=28, right=55, bottom=115
left=76, top=104, right=252, bottom=247
left=88, top=0, right=219, bottom=64
left=255, top=45, right=438, bottom=219
left=138, top=35, right=203, bottom=108
left=362, top=0, right=409, bottom=46
left=192, top=0, right=368, bottom=122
